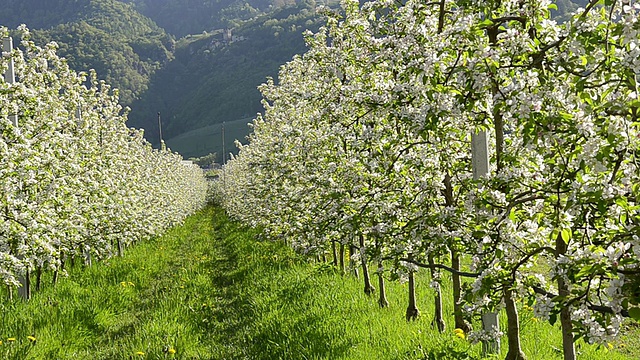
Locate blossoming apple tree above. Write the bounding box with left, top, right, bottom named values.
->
left=216, top=1, right=640, bottom=359
left=1, top=26, right=209, bottom=298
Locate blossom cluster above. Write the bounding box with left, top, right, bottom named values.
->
left=0, top=26, right=208, bottom=288
left=214, top=0, right=640, bottom=355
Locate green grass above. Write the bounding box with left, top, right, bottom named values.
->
left=0, top=206, right=638, bottom=359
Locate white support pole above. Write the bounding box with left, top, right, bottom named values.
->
left=471, top=130, right=500, bottom=355
left=471, top=131, right=489, bottom=179
left=17, top=268, right=30, bottom=300
left=3, top=37, right=18, bottom=127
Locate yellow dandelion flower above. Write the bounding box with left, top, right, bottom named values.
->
left=0, top=340, right=3, bottom=345
left=607, top=343, right=614, bottom=350
left=27, top=335, right=36, bottom=342
left=136, top=351, right=145, bottom=356
left=7, top=338, right=16, bottom=342
left=128, top=282, right=135, bottom=287
left=121, top=281, right=127, bottom=287
left=454, top=328, right=465, bottom=340
left=168, top=348, right=176, bottom=354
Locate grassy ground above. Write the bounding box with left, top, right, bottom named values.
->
left=0, top=206, right=638, bottom=359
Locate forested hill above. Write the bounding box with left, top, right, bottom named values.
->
left=0, top=0, right=330, bottom=158
left=1, top=0, right=589, bottom=159
left=121, top=0, right=303, bottom=38
left=0, top=0, right=173, bottom=105
left=126, top=1, right=325, bottom=143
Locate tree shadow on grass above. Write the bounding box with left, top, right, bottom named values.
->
left=201, top=211, right=353, bottom=359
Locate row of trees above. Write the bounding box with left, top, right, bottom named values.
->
left=215, top=1, right=640, bottom=359
left=1, top=27, right=209, bottom=299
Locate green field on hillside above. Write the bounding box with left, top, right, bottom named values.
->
left=165, top=117, right=252, bottom=160
left=1, top=206, right=638, bottom=359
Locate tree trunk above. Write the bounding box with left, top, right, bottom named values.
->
left=332, top=241, right=338, bottom=267
left=117, top=239, right=123, bottom=257
left=504, top=286, right=527, bottom=360
left=359, top=235, right=375, bottom=296
left=556, top=233, right=576, bottom=360
left=53, top=254, right=65, bottom=285
left=339, top=243, right=345, bottom=275
left=35, top=266, right=42, bottom=292
left=406, top=255, right=420, bottom=321
left=444, top=173, right=472, bottom=333
left=451, top=248, right=472, bottom=332
left=429, top=255, right=445, bottom=333
left=377, top=260, right=389, bottom=308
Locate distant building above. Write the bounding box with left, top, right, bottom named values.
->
left=223, top=28, right=232, bottom=42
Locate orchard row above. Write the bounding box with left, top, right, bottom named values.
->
left=0, top=26, right=208, bottom=298
left=215, top=1, right=640, bottom=359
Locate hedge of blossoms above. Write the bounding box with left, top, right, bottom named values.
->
left=0, top=26, right=209, bottom=294
left=216, top=0, right=640, bottom=359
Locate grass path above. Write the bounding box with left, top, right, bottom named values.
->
left=1, top=206, right=638, bottom=359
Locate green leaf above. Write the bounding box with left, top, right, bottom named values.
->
left=548, top=3, right=558, bottom=10
left=561, top=228, right=572, bottom=243
left=580, top=55, right=588, bottom=66
left=576, top=264, right=594, bottom=279
left=478, top=19, right=494, bottom=27
left=629, top=307, right=640, bottom=321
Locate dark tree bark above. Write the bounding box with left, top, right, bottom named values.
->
left=504, top=286, right=527, bottom=360
left=377, top=260, right=389, bottom=308
left=53, top=253, right=65, bottom=285
left=429, top=255, right=445, bottom=332
left=406, top=254, right=420, bottom=321
left=556, top=233, right=576, bottom=360
left=444, top=173, right=472, bottom=333
left=452, top=248, right=472, bottom=332
left=339, top=243, right=346, bottom=275
left=35, top=266, right=42, bottom=292
left=359, top=235, right=375, bottom=296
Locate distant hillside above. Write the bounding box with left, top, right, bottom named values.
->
left=121, top=0, right=305, bottom=38
left=125, top=1, right=329, bottom=143
left=1, top=0, right=589, bottom=160
left=552, top=0, right=589, bottom=22
left=0, top=0, right=173, bottom=105
left=165, top=117, right=253, bottom=161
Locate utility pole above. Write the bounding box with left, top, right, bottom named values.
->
left=221, top=121, right=226, bottom=165
left=157, top=112, right=163, bottom=145
left=472, top=130, right=500, bottom=355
